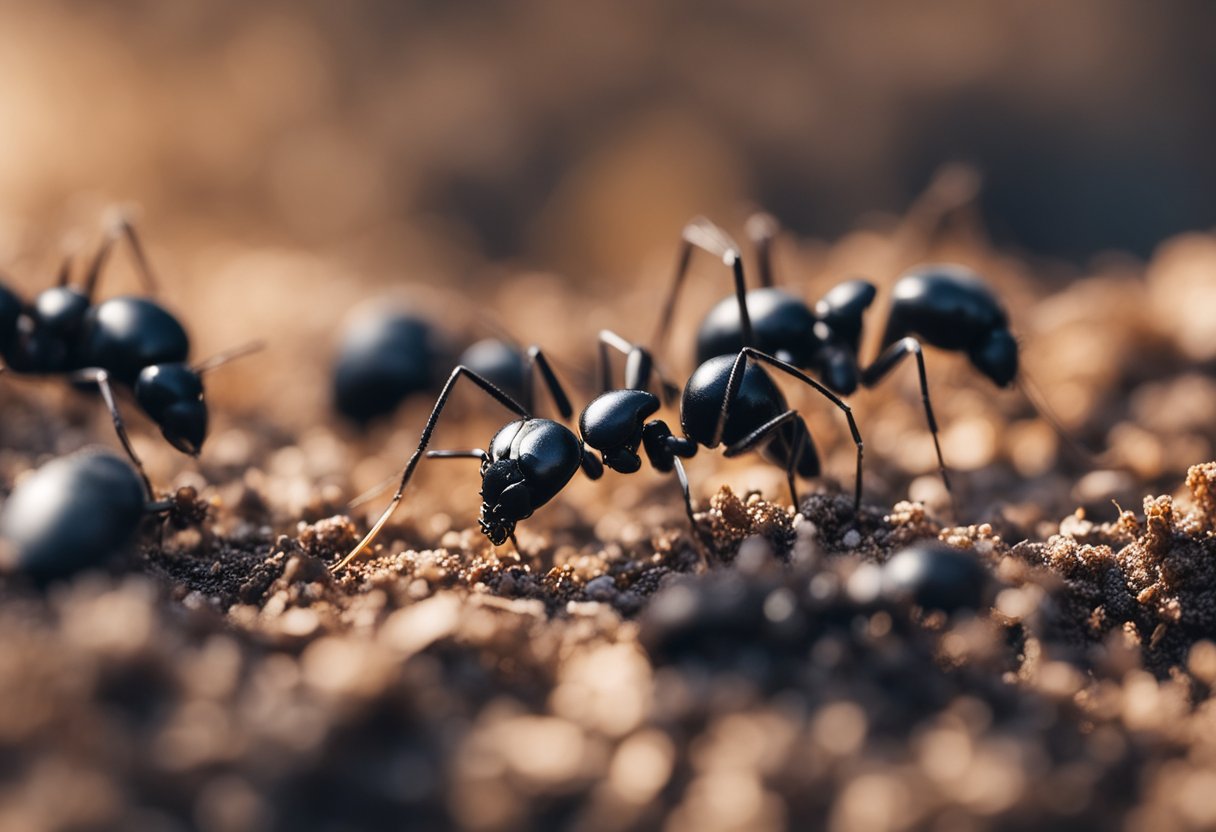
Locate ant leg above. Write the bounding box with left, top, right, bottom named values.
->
left=580, top=450, right=604, bottom=481
left=598, top=329, right=657, bottom=391
left=671, top=456, right=699, bottom=531
left=745, top=212, right=779, bottom=288
left=524, top=346, right=573, bottom=419
left=70, top=368, right=155, bottom=499
left=333, top=367, right=529, bottom=573
left=860, top=337, right=953, bottom=507
left=720, top=409, right=812, bottom=507
left=650, top=217, right=754, bottom=361
left=426, top=449, right=488, bottom=461
left=714, top=348, right=864, bottom=514
left=599, top=329, right=680, bottom=405
left=194, top=340, right=267, bottom=374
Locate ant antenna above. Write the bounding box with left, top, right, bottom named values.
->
left=54, top=254, right=73, bottom=288
left=83, top=210, right=159, bottom=300
left=1016, top=371, right=1096, bottom=466
left=348, top=472, right=407, bottom=510
left=745, top=212, right=780, bottom=288
left=194, top=340, right=267, bottom=374
left=651, top=217, right=753, bottom=362
left=103, top=209, right=158, bottom=296
left=473, top=311, right=524, bottom=351
left=81, top=236, right=115, bottom=300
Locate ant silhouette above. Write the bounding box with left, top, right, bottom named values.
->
left=0, top=212, right=260, bottom=498
left=333, top=223, right=863, bottom=572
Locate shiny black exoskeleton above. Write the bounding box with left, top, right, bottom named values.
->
left=0, top=216, right=256, bottom=496
left=333, top=348, right=602, bottom=569
left=334, top=225, right=864, bottom=572
left=670, top=218, right=1018, bottom=392
left=694, top=281, right=877, bottom=395
left=573, top=220, right=867, bottom=525
left=654, top=215, right=1024, bottom=502
left=577, top=337, right=863, bottom=535
left=477, top=416, right=592, bottom=545
left=881, top=265, right=1018, bottom=387
left=0, top=448, right=176, bottom=582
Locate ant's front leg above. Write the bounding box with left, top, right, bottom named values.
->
left=70, top=367, right=156, bottom=499
left=334, top=367, right=530, bottom=573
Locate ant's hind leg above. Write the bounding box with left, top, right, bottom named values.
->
left=719, top=409, right=812, bottom=507
left=715, top=348, right=864, bottom=515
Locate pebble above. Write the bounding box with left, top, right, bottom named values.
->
left=584, top=575, right=618, bottom=602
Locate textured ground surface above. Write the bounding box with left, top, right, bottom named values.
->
left=3, top=215, right=1216, bottom=831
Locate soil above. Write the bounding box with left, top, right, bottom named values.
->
left=3, top=217, right=1216, bottom=831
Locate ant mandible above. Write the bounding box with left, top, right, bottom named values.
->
left=0, top=211, right=259, bottom=497
left=651, top=213, right=1024, bottom=502
left=333, top=223, right=864, bottom=572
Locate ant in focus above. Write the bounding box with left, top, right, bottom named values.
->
left=333, top=221, right=864, bottom=572
left=0, top=211, right=260, bottom=499
left=652, top=212, right=1055, bottom=507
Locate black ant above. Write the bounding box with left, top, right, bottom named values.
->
left=332, top=225, right=864, bottom=572
left=332, top=304, right=534, bottom=425
left=0, top=212, right=259, bottom=499
left=0, top=448, right=197, bottom=581
left=652, top=213, right=1034, bottom=503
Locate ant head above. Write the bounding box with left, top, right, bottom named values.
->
left=31, top=287, right=90, bottom=334
left=134, top=363, right=208, bottom=456
left=969, top=328, right=1019, bottom=388
left=478, top=459, right=533, bottom=545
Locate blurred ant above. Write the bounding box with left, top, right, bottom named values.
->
left=0, top=448, right=200, bottom=581
left=652, top=213, right=1039, bottom=504
left=333, top=224, right=863, bottom=572
left=0, top=211, right=260, bottom=498
left=332, top=304, right=538, bottom=425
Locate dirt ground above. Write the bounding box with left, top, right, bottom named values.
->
left=3, top=210, right=1216, bottom=832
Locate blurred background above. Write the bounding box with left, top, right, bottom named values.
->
left=2, top=0, right=1213, bottom=262
left=0, top=0, right=1213, bottom=509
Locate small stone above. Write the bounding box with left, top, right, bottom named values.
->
left=584, top=575, right=617, bottom=602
